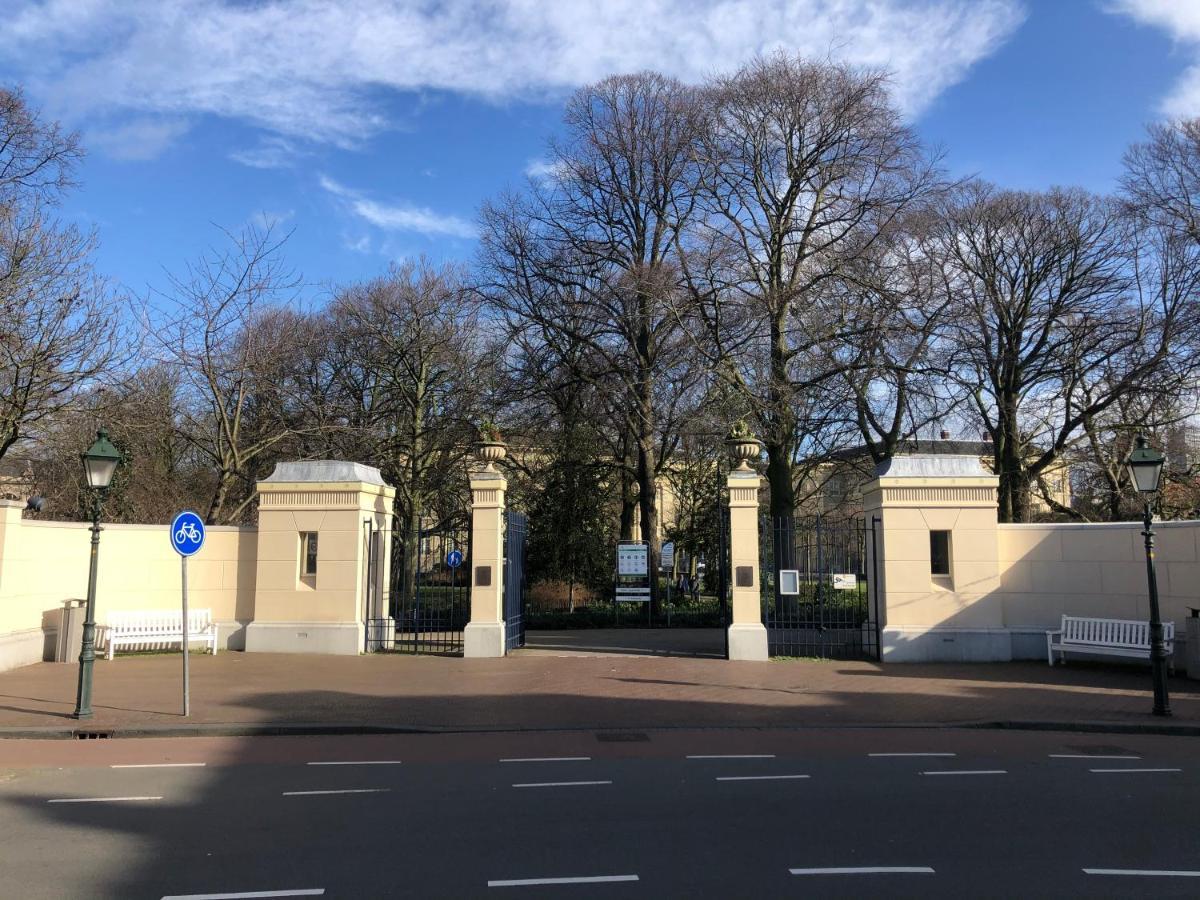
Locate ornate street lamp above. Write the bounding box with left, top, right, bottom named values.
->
left=1125, top=434, right=1171, bottom=717
left=73, top=428, right=122, bottom=720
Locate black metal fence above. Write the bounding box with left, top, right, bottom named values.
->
left=504, top=510, right=528, bottom=653
left=761, top=515, right=879, bottom=660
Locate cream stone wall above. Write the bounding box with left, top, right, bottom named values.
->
left=997, top=522, right=1199, bottom=629
left=866, top=454, right=1200, bottom=663
left=0, top=499, right=256, bottom=672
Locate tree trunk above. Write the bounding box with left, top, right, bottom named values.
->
left=206, top=468, right=234, bottom=525
left=619, top=469, right=637, bottom=541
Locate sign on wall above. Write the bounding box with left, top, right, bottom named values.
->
left=832, top=573, right=858, bottom=590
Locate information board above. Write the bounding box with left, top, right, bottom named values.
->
left=832, top=573, right=858, bottom=590
left=617, top=543, right=649, bottom=576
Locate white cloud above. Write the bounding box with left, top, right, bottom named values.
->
left=1110, top=1, right=1200, bottom=116
left=230, top=136, right=307, bottom=170
left=524, top=158, right=564, bottom=181
left=0, top=0, right=1025, bottom=155
left=319, top=174, right=477, bottom=239
left=86, top=117, right=191, bottom=161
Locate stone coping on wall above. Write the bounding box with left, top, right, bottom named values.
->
left=18, top=520, right=253, bottom=532
left=998, top=521, right=1198, bottom=530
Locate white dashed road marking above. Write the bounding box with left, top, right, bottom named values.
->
left=282, top=789, right=391, bottom=796
left=1089, top=768, right=1181, bottom=774
left=687, top=754, right=775, bottom=759
left=306, top=761, right=402, bottom=766
left=789, top=867, right=935, bottom=875
left=500, top=757, right=591, bottom=763
left=161, top=891, right=326, bottom=899
left=869, top=753, right=955, bottom=758
left=48, top=796, right=163, bottom=803
left=921, top=770, right=1007, bottom=776
left=716, top=775, right=810, bottom=782
left=512, top=781, right=612, bottom=788
left=488, top=875, right=639, bottom=887
left=111, top=763, right=206, bottom=769
left=1084, top=869, right=1200, bottom=877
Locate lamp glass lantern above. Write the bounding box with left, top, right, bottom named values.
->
left=1126, top=435, right=1166, bottom=495
left=82, top=428, right=121, bottom=490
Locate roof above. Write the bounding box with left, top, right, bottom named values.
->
left=261, top=460, right=389, bottom=486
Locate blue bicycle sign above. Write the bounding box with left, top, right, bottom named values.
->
left=446, top=549, right=464, bottom=569
left=170, top=510, right=206, bottom=557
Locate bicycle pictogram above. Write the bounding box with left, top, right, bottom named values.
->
left=175, top=521, right=201, bottom=544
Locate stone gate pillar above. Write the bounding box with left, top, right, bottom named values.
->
left=727, top=468, right=768, bottom=661
left=863, top=454, right=1003, bottom=661
left=464, top=469, right=507, bottom=658
left=246, top=461, right=394, bottom=655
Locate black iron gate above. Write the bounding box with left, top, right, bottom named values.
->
left=504, top=510, right=528, bottom=653
left=761, top=515, right=879, bottom=660
left=368, top=522, right=469, bottom=654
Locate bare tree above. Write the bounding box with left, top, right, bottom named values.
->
left=154, top=225, right=309, bottom=524
left=327, top=258, right=488, bottom=606
left=481, top=72, right=707, bottom=608
left=937, top=184, right=1199, bottom=522
left=0, top=88, right=123, bottom=465
left=684, top=54, right=937, bottom=519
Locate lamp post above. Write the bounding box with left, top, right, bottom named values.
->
left=73, top=428, right=121, bottom=720
left=1125, top=434, right=1171, bottom=717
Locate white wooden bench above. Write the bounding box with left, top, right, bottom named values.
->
left=102, top=610, right=219, bottom=660
left=1046, top=615, right=1174, bottom=669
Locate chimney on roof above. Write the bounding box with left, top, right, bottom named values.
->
left=939, top=430, right=950, bottom=441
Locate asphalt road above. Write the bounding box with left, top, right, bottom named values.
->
left=0, top=728, right=1196, bottom=899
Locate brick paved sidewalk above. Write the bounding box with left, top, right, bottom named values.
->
left=0, top=649, right=1197, bottom=736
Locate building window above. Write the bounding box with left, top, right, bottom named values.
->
left=930, top=530, right=951, bottom=577
left=301, top=532, right=319, bottom=576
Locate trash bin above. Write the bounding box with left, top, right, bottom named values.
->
left=56, top=599, right=86, bottom=663
left=1186, top=608, right=1200, bottom=681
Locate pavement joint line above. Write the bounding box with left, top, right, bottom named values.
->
left=111, top=763, right=206, bottom=768
left=305, top=760, right=402, bottom=766
left=500, top=757, right=591, bottom=763
left=1088, top=768, right=1182, bottom=773
left=687, top=754, right=775, bottom=759
left=869, top=753, right=955, bottom=757
left=281, top=788, right=391, bottom=796
left=716, top=774, right=810, bottom=781
left=161, top=891, right=326, bottom=899
left=47, top=796, right=163, bottom=803
left=511, top=780, right=612, bottom=788
left=487, top=875, right=639, bottom=887
left=789, top=867, right=935, bottom=875
left=1083, top=869, right=1200, bottom=877
left=1049, top=754, right=1141, bottom=759
left=921, top=770, right=1007, bottom=776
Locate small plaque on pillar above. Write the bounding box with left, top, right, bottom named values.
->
left=735, top=565, right=754, bottom=588
left=475, top=565, right=491, bottom=587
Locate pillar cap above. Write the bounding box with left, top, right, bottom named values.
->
left=262, top=460, right=388, bottom=486
left=874, top=454, right=987, bottom=478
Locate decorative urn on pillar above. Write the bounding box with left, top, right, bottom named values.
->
left=474, top=421, right=507, bottom=472
left=726, top=420, right=761, bottom=471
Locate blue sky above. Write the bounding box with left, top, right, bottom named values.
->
left=1, top=0, right=1199, bottom=303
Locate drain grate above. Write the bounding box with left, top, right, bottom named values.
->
left=74, top=730, right=112, bottom=740
left=596, top=732, right=649, bottom=743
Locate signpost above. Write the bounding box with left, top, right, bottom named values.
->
left=615, top=541, right=651, bottom=624
left=169, top=510, right=205, bottom=717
